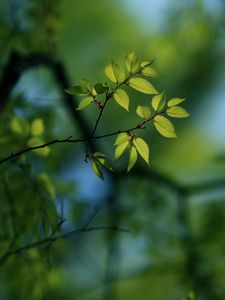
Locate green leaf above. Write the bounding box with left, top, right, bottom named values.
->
left=93, top=152, right=106, bottom=158
left=92, top=160, right=104, bottom=180
left=92, top=83, right=108, bottom=95
left=115, top=140, right=129, bottom=160
left=79, top=79, right=92, bottom=93
left=76, top=97, right=93, bottom=110
left=128, top=78, right=158, bottom=94
left=127, top=146, right=138, bottom=172
left=154, top=115, right=177, bottom=138
left=141, top=67, right=158, bottom=77
left=97, top=158, right=113, bottom=171
left=65, top=85, right=87, bottom=96
left=114, top=132, right=130, bottom=146
left=133, top=137, right=149, bottom=165
left=166, top=106, right=190, bottom=118
left=152, top=91, right=166, bottom=111
left=38, top=173, right=56, bottom=198
left=113, top=88, right=129, bottom=111
left=27, top=137, right=51, bottom=156
left=31, top=118, right=44, bottom=136
left=140, top=61, right=151, bottom=68
left=105, top=61, right=125, bottom=83
left=167, top=98, right=185, bottom=107
left=125, top=51, right=140, bottom=73
left=136, top=105, right=151, bottom=119
left=10, top=117, right=29, bottom=137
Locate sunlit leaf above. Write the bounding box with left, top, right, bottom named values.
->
left=115, top=140, right=129, bottom=160
left=27, top=137, right=51, bottom=156
left=76, top=97, right=93, bottom=110
left=114, top=132, right=130, bottom=146
left=128, top=78, right=158, bottom=94
left=10, top=117, right=29, bottom=137
left=93, top=152, right=106, bottom=158
left=105, top=61, right=125, bottom=83
left=133, top=137, right=149, bottom=165
left=167, top=98, right=186, bottom=107
left=31, top=118, right=44, bottom=136
left=125, top=51, right=140, bottom=73
left=141, top=67, right=158, bottom=77
left=113, top=88, right=129, bottom=111
left=152, top=91, right=166, bottom=111
left=166, top=106, right=190, bottom=118
left=38, top=173, right=56, bottom=198
left=154, top=115, right=177, bottom=138
left=136, top=105, right=151, bottom=119
left=127, top=146, right=138, bottom=172
left=64, top=85, right=87, bottom=96
left=92, top=160, right=104, bottom=180
left=97, top=158, right=113, bottom=171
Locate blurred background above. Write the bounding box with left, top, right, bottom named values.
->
left=0, top=0, right=225, bottom=299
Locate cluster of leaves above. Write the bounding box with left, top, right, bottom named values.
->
left=66, top=52, right=189, bottom=179
left=10, top=117, right=50, bottom=157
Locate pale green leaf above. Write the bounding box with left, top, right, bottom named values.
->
left=105, top=62, right=125, bottom=83
left=167, top=98, right=186, bottom=107
left=125, top=51, right=140, bottom=73
left=114, top=132, right=130, bottom=146
left=93, top=152, right=106, bottom=158
left=115, top=141, right=129, bottom=160
left=77, top=97, right=93, bottom=110
left=27, top=137, right=51, bottom=156
left=10, top=117, right=29, bottom=137
left=152, top=91, right=166, bottom=111
left=31, top=118, right=44, bottom=136
left=140, top=61, right=151, bottom=68
left=113, top=89, right=129, bottom=111
left=97, top=158, right=113, bottom=171
left=92, top=160, right=104, bottom=180
left=128, top=78, right=158, bottom=94
left=154, top=115, right=177, bottom=138
left=166, top=106, right=189, bottom=118
left=136, top=105, right=151, bottom=119
left=38, top=173, right=56, bottom=198
left=127, top=146, right=138, bottom=172
left=133, top=137, right=149, bottom=165
left=141, top=66, right=158, bottom=77
left=64, top=85, right=87, bottom=95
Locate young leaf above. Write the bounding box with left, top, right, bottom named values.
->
left=167, top=98, right=185, bottom=107
left=114, top=132, right=130, bottom=146
left=92, top=160, right=104, bottom=180
left=93, top=152, right=106, bottom=158
left=97, top=158, right=113, bottom=171
left=166, top=106, right=190, bottom=118
left=136, top=105, right=151, bottom=119
left=152, top=91, right=166, bottom=111
left=154, top=115, right=177, bottom=138
left=105, top=62, right=125, bottom=83
left=76, top=97, right=93, bottom=110
left=133, top=137, right=149, bottom=165
left=113, top=89, right=129, bottom=111
left=141, top=67, right=158, bottom=77
left=64, top=85, right=87, bottom=96
left=31, top=118, right=44, bottom=136
left=128, top=78, right=158, bottom=94
left=115, top=141, right=129, bottom=160
left=127, top=146, right=138, bottom=172
left=125, top=51, right=140, bottom=73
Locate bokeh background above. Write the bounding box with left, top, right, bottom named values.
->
left=0, top=0, right=225, bottom=299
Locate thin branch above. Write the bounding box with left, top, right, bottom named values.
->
left=0, top=109, right=163, bottom=165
